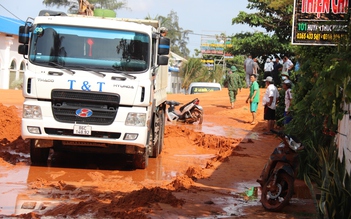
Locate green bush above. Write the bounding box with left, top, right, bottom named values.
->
left=286, top=44, right=351, bottom=218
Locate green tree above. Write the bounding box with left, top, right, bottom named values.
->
left=232, top=0, right=294, bottom=42
left=287, top=44, right=351, bottom=219
left=179, top=58, right=205, bottom=90
left=227, top=0, right=295, bottom=59
left=226, top=32, right=291, bottom=58
left=146, top=11, right=192, bottom=58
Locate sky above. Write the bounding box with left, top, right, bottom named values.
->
left=0, top=0, right=258, bottom=57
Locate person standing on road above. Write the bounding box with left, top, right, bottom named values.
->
left=244, top=55, right=254, bottom=88
left=253, top=58, right=260, bottom=76
left=282, top=79, right=293, bottom=125
left=225, top=66, right=242, bottom=109
left=264, top=58, right=273, bottom=79
left=272, top=57, right=283, bottom=87
left=262, top=76, right=279, bottom=134
left=282, top=56, right=294, bottom=75
left=246, top=74, right=260, bottom=125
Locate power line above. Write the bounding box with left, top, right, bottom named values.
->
left=0, top=4, right=25, bottom=22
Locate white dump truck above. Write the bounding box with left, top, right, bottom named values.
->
left=18, top=10, right=170, bottom=169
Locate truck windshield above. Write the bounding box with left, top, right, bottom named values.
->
left=29, top=25, right=150, bottom=72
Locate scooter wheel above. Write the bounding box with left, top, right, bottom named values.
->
left=261, top=172, right=294, bottom=211
left=191, top=108, right=203, bottom=125
left=198, top=112, right=203, bottom=125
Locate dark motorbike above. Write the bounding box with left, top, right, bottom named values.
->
left=165, top=98, right=203, bottom=124
left=257, top=129, right=303, bottom=211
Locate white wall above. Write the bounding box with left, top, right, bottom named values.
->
left=167, top=71, right=185, bottom=94
left=0, top=33, right=27, bottom=89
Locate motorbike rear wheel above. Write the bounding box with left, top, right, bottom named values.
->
left=261, top=172, right=294, bottom=211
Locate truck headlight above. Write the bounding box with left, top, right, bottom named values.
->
left=125, top=113, right=146, bottom=126
left=23, top=105, right=42, bottom=119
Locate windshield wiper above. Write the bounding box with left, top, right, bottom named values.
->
left=120, top=72, right=136, bottom=80
left=70, top=66, right=106, bottom=77
left=48, top=62, right=75, bottom=75
left=111, top=67, right=137, bottom=80
left=99, top=67, right=137, bottom=80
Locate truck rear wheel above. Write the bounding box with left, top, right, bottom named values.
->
left=150, top=110, right=164, bottom=158
left=158, top=109, right=165, bottom=153
left=30, top=139, right=50, bottom=166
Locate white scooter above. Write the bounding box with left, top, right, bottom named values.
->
left=165, top=98, right=203, bottom=124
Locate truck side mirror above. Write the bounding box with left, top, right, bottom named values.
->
left=18, top=45, right=29, bottom=55
left=158, top=37, right=170, bottom=55
left=157, top=55, right=169, bottom=66
left=19, top=25, right=30, bottom=44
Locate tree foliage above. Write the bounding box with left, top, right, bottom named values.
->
left=226, top=32, right=291, bottom=58
left=146, top=11, right=192, bottom=58
left=179, top=58, right=224, bottom=90
left=232, top=0, right=293, bottom=42
left=228, top=0, right=294, bottom=60
left=179, top=58, right=206, bottom=90
left=286, top=44, right=351, bottom=218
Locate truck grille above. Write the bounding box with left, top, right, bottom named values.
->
left=51, top=89, right=120, bottom=125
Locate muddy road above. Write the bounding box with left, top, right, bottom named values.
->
left=0, top=89, right=316, bottom=218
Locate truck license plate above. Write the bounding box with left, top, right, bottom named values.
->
left=73, top=125, right=92, bottom=135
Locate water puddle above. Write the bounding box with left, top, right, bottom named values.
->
left=0, top=165, right=30, bottom=215
left=14, top=194, right=62, bottom=216
left=183, top=122, right=261, bottom=140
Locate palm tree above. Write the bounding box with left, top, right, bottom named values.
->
left=179, top=58, right=206, bottom=90
left=145, top=11, right=192, bottom=58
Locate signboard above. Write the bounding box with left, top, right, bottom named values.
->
left=292, top=0, right=350, bottom=45
left=200, top=39, right=233, bottom=57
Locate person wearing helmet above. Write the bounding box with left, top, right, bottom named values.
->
left=225, top=66, right=242, bottom=109
left=282, top=79, right=293, bottom=125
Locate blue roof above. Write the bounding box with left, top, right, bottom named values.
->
left=0, top=15, right=25, bottom=35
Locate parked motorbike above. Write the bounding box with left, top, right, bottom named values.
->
left=257, top=129, right=303, bottom=211
left=165, top=98, right=203, bottom=124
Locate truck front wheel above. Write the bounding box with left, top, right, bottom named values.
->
left=30, top=139, right=50, bottom=166
left=134, top=150, right=149, bottom=169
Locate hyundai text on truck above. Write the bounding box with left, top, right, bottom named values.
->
left=18, top=10, right=170, bottom=169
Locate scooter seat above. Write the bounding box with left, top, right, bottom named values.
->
left=166, top=100, right=180, bottom=106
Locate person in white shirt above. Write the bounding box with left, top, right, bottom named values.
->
left=262, top=76, right=279, bottom=134
left=264, top=58, right=273, bottom=79
left=283, top=79, right=293, bottom=124
left=282, top=56, right=294, bottom=74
